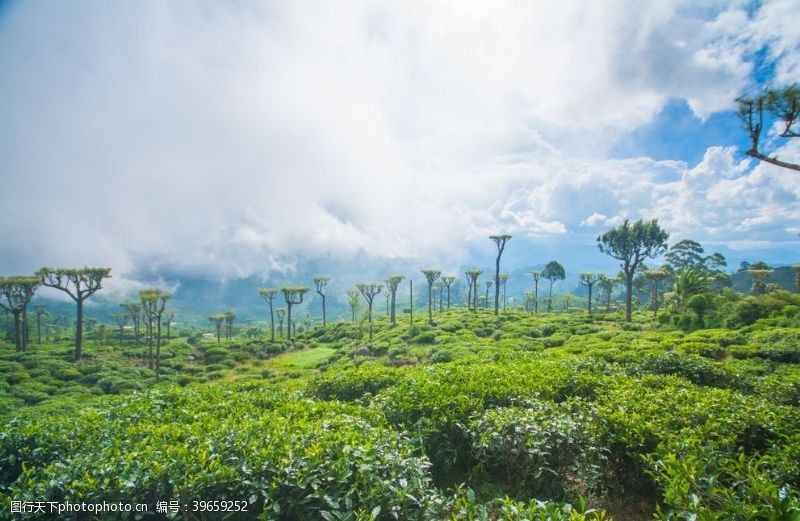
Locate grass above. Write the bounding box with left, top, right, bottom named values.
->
left=266, top=346, right=337, bottom=371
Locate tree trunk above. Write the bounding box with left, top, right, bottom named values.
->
left=428, top=283, right=433, bottom=325
left=36, top=314, right=42, bottom=344
left=269, top=302, right=275, bottom=341
left=22, top=307, right=29, bottom=351
left=625, top=271, right=634, bottom=321
left=147, top=318, right=154, bottom=368
left=390, top=289, right=397, bottom=326
left=156, top=316, right=162, bottom=381
left=321, top=295, right=326, bottom=327
left=13, top=311, right=22, bottom=352
left=548, top=283, right=554, bottom=312
left=368, top=303, right=373, bottom=342
left=494, top=255, right=501, bottom=315
left=446, top=286, right=451, bottom=309
left=467, top=282, right=472, bottom=311
left=534, top=281, right=539, bottom=313
left=287, top=304, right=293, bottom=340
left=588, top=285, right=593, bottom=315
left=75, top=298, right=84, bottom=361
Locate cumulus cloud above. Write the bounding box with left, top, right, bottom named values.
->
left=0, top=0, right=797, bottom=286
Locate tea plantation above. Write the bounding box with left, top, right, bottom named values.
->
left=2, top=297, right=800, bottom=520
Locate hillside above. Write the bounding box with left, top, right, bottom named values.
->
left=2, top=299, right=800, bottom=519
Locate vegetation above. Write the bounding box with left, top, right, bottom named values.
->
left=737, top=83, right=800, bottom=172
left=3, top=233, right=800, bottom=520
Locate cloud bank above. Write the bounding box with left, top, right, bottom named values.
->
left=1, top=0, right=798, bottom=289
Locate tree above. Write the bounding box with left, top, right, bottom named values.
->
left=421, top=270, right=441, bottom=325
left=347, top=290, right=361, bottom=323
left=33, top=303, right=47, bottom=344
left=465, top=270, right=482, bottom=312
left=0, top=276, right=40, bottom=351
left=276, top=308, right=286, bottom=338
left=578, top=273, right=601, bottom=315
left=281, top=287, right=309, bottom=340
left=312, top=276, right=331, bottom=328
left=163, top=310, right=175, bottom=341
left=794, top=265, right=800, bottom=293
left=542, top=261, right=566, bottom=312
left=384, top=275, right=405, bottom=326
left=208, top=314, right=225, bottom=343
left=687, top=294, right=709, bottom=326
left=484, top=280, right=493, bottom=309
left=673, top=269, right=710, bottom=312
left=441, top=276, right=455, bottom=310
left=258, top=288, right=277, bottom=341
left=224, top=311, right=236, bottom=340
left=665, top=239, right=728, bottom=287
left=645, top=269, right=668, bottom=317
left=141, top=289, right=170, bottom=378
left=38, top=267, right=111, bottom=361
left=737, top=84, right=800, bottom=172
left=356, top=283, right=382, bottom=342
left=489, top=235, right=512, bottom=315
left=597, top=275, right=615, bottom=313
left=529, top=271, right=542, bottom=313
left=121, top=302, right=142, bottom=346
left=111, top=313, right=128, bottom=345
left=748, top=265, right=773, bottom=296
left=499, top=273, right=510, bottom=310
left=597, top=219, right=669, bottom=321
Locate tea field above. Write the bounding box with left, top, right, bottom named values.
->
left=2, top=298, right=800, bottom=520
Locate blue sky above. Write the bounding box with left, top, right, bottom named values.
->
left=0, top=0, right=799, bottom=296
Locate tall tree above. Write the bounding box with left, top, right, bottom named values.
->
left=542, top=261, right=566, bottom=312
left=120, top=302, right=142, bottom=346
left=224, top=311, right=236, bottom=340
left=384, top=275, right=405, bottom=326
left=281, top=287, right=309, bottom=340
left=163, top=310, right=175, bottom=341
left=141, top=289, right=170, bottom=378
left=530, top=271, right=542, bottom=313
left=0, top=276, right=39, bottom=351
left=597, top=219, right=669, bottom=321
left=737, top=84, right=800, bottom=172
left=208, top=314, right=225, bottom=343
left=644, top=269, right=668, bottom=317
left=312, top=277, right=331, bottom=327
left=499, top=273, right=510, bottom=310
left=111, top=313, right=128, bottom=345
left=794, top=265, right=800, bottom=293
left=347, top=290, right=361, bottom=323
left=33, top=303, right=47, bottom=344
left=484, top=280, right=493, bottom=309
left=258, top=288, right=277, bottom=341
left=38, top=267, right=111, bottom=361
left=748, top=265, right=773, bottom=296
left=578, top=273, right=600, bottom=315
left=276, top=309, right=286, bottom=338
left=421, top=270, right=441, bottom=325
left=597, top=276, right=615, bottom=312
left=441, top=276, right=455, bottom=310
left=465, top=270, right=482, bottom=312
left=357, top=283, right=382, bottom=342
left=489, top=235, right=512, bottom=315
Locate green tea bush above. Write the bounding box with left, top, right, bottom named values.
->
left=2, top=385, right=440, bottom=520
left=467, top=399, right=608, bottom=501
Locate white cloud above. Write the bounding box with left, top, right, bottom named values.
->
left=0, top=0, right=797, bottom=281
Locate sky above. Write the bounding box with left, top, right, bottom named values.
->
left=1, top=0, right=799, bottom=299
